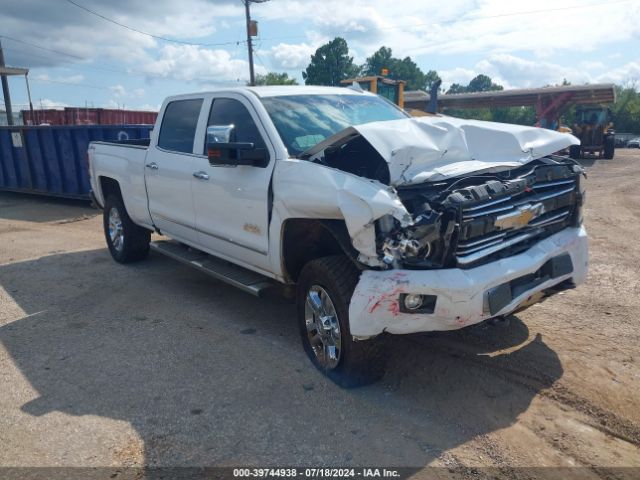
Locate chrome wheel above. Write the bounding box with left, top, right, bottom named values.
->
left=108, top=206, right=124, bottom=252
left=304, top=285, right=342, bottom=369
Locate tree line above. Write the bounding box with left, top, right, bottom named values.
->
left=254, top=37, right=640, bottom=133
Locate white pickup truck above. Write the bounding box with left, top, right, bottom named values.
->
left=88, top=86, right=588, bottom=387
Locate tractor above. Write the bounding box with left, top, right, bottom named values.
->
left=569, top=106, right=615, bottom=159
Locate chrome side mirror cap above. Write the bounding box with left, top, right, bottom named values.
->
left=207, top=124, right=235, bottom=144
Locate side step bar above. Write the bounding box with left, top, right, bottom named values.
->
left=150, top=240, right=277, bottom=297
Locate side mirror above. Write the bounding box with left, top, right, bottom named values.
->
left=206, top=125, right=268, bottom=167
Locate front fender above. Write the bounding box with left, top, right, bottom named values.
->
left=271, top=159, right=412, bottom=267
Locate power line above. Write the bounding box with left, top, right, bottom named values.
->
left=0, top=35, right=86, bottom=61
left=0, top=35, right=142, bottom=76
left=1, top=39, right=131, bottom=76
left=2, top=37, right=254, bottom=88
left=64, top=0, right=246, bottom=47
left=7, top=46, right=141, bottom=76
left=0, top=37, right=174, bottom=81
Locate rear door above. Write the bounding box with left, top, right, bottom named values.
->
left=191, top=94, right=276, bottom=271
left=145, top=97, right=203, bottom=244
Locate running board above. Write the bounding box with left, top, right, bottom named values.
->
left=149, top=240, right=277, bottom=297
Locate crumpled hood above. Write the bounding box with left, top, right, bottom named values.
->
left=308, top=116, right=580, bottom=186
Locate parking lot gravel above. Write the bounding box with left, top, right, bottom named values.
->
left=1, top=150, right=639, bottom=478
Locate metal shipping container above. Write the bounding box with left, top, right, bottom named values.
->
left=0, top=124, right=152, bottom=199
left=21, top=108, right=158, bottom=126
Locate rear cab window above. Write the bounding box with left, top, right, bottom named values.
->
left=158, top=98, right=204, bottom=153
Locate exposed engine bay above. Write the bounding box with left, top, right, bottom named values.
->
left=306, top=128, right=584, bottom=270
left=377, top=157, right=585, bottom=270
left=298, top=114, right=584, bottom=270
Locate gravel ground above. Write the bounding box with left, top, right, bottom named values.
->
left=1, top=150, right=639, bottom=478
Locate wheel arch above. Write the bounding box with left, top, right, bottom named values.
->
left=99, top=176, right=122, bottom=205
left=280, top=218, right=361, bottom=283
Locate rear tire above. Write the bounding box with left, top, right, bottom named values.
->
left=296, top=256, right=386, bottom=388
left=603, top=137, right=615, bottom=159
left=103, top=194, right=150, bottom=263
left=569, top=145, right=581, bottom=160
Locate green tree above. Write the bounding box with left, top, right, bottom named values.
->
left=424, top=70, right=442, bottom=92
left=442, top=75, right=640, bottom=132
left=391, top=56, right=426, bottom=91
left=444, top=74, right=505, bottom=121
left=466, top=74, right=504, bottom=92
left=491, top=106, right=537, bottom=126
left=447, top=83, right=467, bottom=94
left=446, top=74, right=503, bottom=94
left=361, top=46, right=393, bottom=77
left=360, top=46, right=439, bottom=91
left=611, top=83, right=640, bottom=133
left=302, top=37, right=358, bottom=86
left=253, top=72, right=298, bottom=86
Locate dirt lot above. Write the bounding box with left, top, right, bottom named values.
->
left=1, top=150, right=639, bottom=478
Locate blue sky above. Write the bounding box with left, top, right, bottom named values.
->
left=1, top=0, right=639, bottom=112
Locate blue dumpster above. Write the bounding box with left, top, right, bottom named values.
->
left=0, top=124, right=152, bottom=200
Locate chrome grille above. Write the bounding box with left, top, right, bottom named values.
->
left=455, top=177, right=577, bottom=266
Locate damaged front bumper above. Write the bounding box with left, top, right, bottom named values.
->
left=348, top=226, right=588, bottom=337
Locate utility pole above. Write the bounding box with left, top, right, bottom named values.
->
left=243, top=0, right=269, bottom=86
left=0, top=39, right=15, bottom=126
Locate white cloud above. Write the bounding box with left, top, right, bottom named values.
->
left=33, top=73, right=85, bottom=84
left=580, top=61, right=605, bottom=71
left=256, top=0, right=640, bottom=65
left=133, top=103, right=161, bottom=112
left=438, top=67, right=477, bottom=91
left=3, top=0, right=638, bottom=106
left=1, top=0, right=243, bottom=69
left=595, top=62, right=640, bottom=85
left=109, top=84, right=126, bottom=97
left=142, top=44, right=265, bottom=84
left=102, top=98, right=161, bottom=112
left=38, top=98, right=68, bottom=109
left=473, top=54, right=586, bottom=88
left=270, top=43, right=315, bottom=70
left=405, top=1, right=639, bottom=59
left=438, top=55, right=640, bottom=91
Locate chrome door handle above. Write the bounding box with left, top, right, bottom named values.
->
left=146, top=162, right=158, bottom=170
left=193, top=171, right=209, bottom=180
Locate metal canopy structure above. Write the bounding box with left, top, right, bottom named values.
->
left=404, top=83, right=616, bottom=127
left=0, top=42, right=34, bottom=126
left=0, top=66, right=28, bottom=76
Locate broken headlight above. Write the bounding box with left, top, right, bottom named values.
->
left=377, top=207, right=448, bottom=269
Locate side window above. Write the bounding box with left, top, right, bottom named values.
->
left=158, top=98, right=203, bottom=153
left=205, top=98, right=266, bottom=153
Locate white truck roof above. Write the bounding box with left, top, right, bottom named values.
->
left=246, top=85, right=373, bottom=98
left=165, top=85, right=375, bottom=101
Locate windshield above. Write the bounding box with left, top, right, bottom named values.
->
left=260, top=94, right=409, bottom=156
left=577, top=108, right=608, bottom=124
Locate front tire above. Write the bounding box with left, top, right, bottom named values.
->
left=103, top=194, right=150, bottom=263
left=296, top=256, right=386, bottom=388
left=569, top=145, right=581, bottom=159
left=603, top=137, right=615, bottom=159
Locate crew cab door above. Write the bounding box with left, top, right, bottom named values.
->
left=191, top=94, right=275, bottom=271
left=145, top=98, right=203, bottom=244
